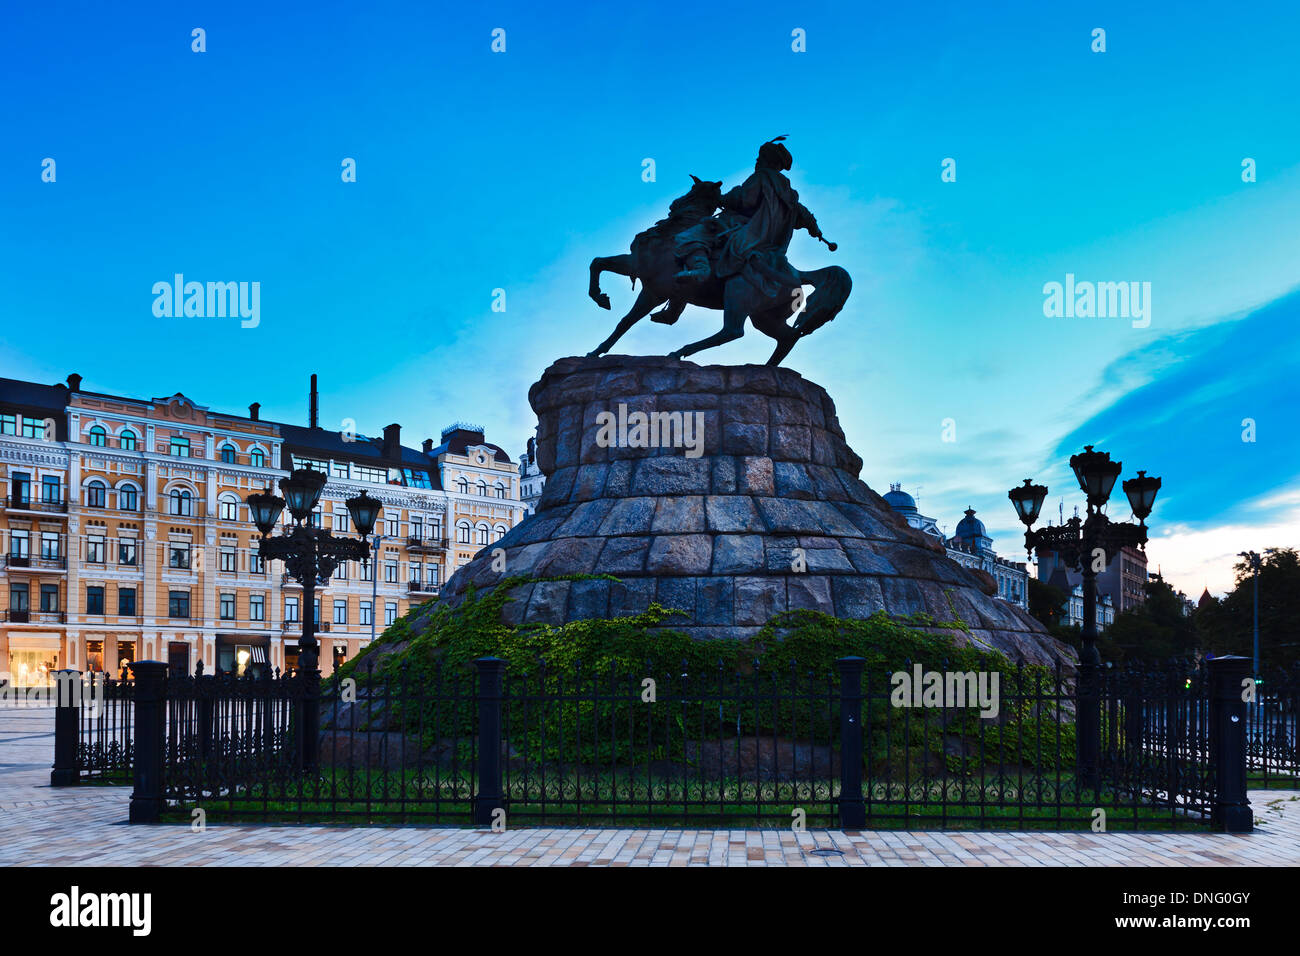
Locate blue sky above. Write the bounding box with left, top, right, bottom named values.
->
left=3, top=1, right=1297, bottom=594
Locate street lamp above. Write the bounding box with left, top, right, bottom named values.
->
left=1237, top=549, right=1276, bottom=680
left=245, top=471, right=381, bottom=770
left=1008, top=445, right=1161, bottom=789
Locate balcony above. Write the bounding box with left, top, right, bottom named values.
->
left=2, top=555, right=67, bottom=572
left=4, top=496, right=68, bottom=515
left=408, top=580, right=440, bottom=596
left=3, top=609, right=66, bottom=623
left=406, top=535, right=448, bottom=554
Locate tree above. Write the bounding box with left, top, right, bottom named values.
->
left=1107, top=574, right=1198, bottom=661
left=1197, top=548, right=1300, bottom=670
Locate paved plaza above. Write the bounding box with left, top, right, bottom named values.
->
left=3, top=707, right=1298, bottom=867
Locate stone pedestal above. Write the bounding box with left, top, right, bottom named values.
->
left=439, top=355, right=1071, bottom=667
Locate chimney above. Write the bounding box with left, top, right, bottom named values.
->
left=382, top=423, right=401, bottom=460
left=248, top=402, right=260, bottom=421
left=422, top=438, right=433, bottom=454
left=308, top=374, right=319, bottom=429
left=66, top=373, right=82, bottom=392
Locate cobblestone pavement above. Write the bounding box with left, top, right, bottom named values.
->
left=3, top=707, right=1298, bottom=866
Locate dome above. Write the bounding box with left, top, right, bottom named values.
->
left=883, top=483, right=917, bottom=514
left=954, top=507, right=987, bottom=541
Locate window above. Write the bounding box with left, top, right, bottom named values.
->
left=430, top=565, right=441, bottom=587
left=220, top=444, right=236, bottom=463
left=360, top=559, right=374, bottom=582
left=410, top=562, right=422, bottom=585
left=291, top=455, right=327, bottom=473
left=331, top=461, right=349, bottom=478
left=218, top=497, right=238, bottom=521
left=385, top=602, right=398, bottom=626
left=41, top=476, right=61, bottom=503
left=249, top=593, right=265, bottom=621
left=86, top=480, right=107, bottom=508
left=219, top=547, right=237, bottom=572
left=384, top=560, right=398, bottom=583
left=456, top=478, right=469, bottom=494
left=334, top=560, right=348, bottom=580
left=88, top=426, right=107, bottom=446
left=40, top=584, right=60, bottom=612
left=220, top=593, right=236, bottom=620
left=402, top=468, right=431, bottom=488
left=495, top=482, right=507, bottom=499
left=359, top=601, right=373, bottom=626
left=10, top=583, right=29, bottom=611
left=477, top=480, right=488, bottom=496
left=10, top=471, right=30, bottom=504
left=334, top=510, right=350, bottom=533
left=250, top=448, right=265, bottom=468
left=410, top=517, right=423, bottom=539
left=169, top=591, right=190, bottom=618
left=0, top=414, right=14, bottom=435
left=169, top=543, right=191, bottom=570
left=476, top=525, right=489, bottom=545
left=9, top=530, right=29, bottom=558
left=494, top=525, right=507, bottom=541
left=250, top=551, right=265, bottom=575
left=22, top=416, right=45, bottom=439
left=41, top=533, right=60, bottom=559
left=333, top=600, right=347, bottom=624
left=309, top=508, right=322, bottom=529
left=86, top=535, right=106, bottom=564
left=118, top=588, right=136, bottom=615
left=170, top=489, right=193, bottom=516
left=118, top=539, right=137, bottom=566
left=119, top=430, right=137, bottom=450
left=284, top=596, right=299, bottom=623
left=119, top=485, right=138, bottom=511
left=355, top=465, right=387, bottom=483
left=385, top=515, right=399, bottom=536
left=85, top=586, right=105, bottom=614
left=457, top=523, right=471, bottom=544
left=170, top=436, right=190, bottom=457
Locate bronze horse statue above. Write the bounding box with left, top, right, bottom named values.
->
left=587, top=174, right=851, bottom=367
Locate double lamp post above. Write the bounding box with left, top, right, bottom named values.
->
left=245, top=469, right=382, bottom=771
left=1008, top=445, right=1161, bottom=788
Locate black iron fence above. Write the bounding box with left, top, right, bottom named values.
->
left=39, top=653, right=1260, bottom=831
left=1245, top=668, right=1299, bottom=788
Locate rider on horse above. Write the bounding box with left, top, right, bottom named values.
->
left=673, top=137, right=824, bottom=298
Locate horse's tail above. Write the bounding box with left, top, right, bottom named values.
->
left=795, top=265, right=852, bottom=335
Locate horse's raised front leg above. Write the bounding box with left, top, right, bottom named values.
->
left=589, top=254, right=634, bottom=310
left=589, top=286, right=663, bottom=357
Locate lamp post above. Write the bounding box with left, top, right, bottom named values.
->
left=246, top=470, right=381, bottom=771
left=1237, top=549, right=1275, bottom=680
left=1009, top=446, right=1161, bottom=789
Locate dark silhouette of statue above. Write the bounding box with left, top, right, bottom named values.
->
left=588, top=137, right=851, bottom=367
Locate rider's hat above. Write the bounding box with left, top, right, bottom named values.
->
left=757, top=135, right=792, bottom=171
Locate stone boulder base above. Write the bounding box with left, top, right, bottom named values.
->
left=435, top=356, right=1072, bottom=668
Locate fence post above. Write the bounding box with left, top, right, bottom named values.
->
left=836, top=656, right=866, bottom=829
left=128, top=661, right=168, bottom=824
left=473, top=657, right=506, bottom=827
left=50, top=669, right=81, bottom=786
left=1208, top=655, right=1252, bottom=833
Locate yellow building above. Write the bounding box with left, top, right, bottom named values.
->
left=0, top=373, right=525, bottom=685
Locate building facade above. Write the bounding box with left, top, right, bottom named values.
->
left=883, top=485, right=1029, bottom=610
left=0, top=374, right=526, bottom=686
left=518, top=436, right=545, bottom=517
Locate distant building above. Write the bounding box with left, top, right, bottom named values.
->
left=883, top=484, right=1028, bottom=610
left=1044, top=563, right=1115, bottom=630
left=518, top=436, right=545, bottom=517
left=1037, top=539, right=1148, bottom=617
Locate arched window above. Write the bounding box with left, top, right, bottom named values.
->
left=250, top=448, right=265, bottom=468
left=218, top=495, right=239, bottom=521
left=170, top=489, right=193, bottom=516
left=88, top=426, right=107, bottom=447
left=493, top=525, right=507, bottom=541
left=119, top=429, right=137, bottom=450
left=456, top=522, right=471, bottom=544
left=86, top=480, right=107, bottom=508
left=220, top=444, right=237, bottom=464
left=119, top=485, right=139, bottom=511
left=456, top=478, right=469, bottom=495
left=476, top=524, right=490, bottom=545
left=494, top=482, right=507, bottom=499
left=476, top=480, right=488, bottom=497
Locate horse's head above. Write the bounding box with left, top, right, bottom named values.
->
left=668, top=175, right=723, bottom=218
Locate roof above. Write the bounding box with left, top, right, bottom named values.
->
left=425, top=426, right=512, bottom=464
left=0, top=377, right=69, bottom=414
